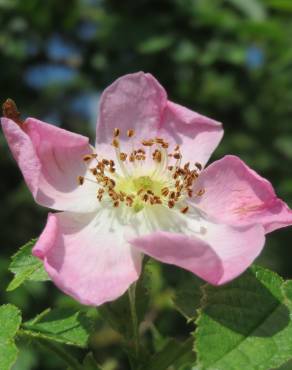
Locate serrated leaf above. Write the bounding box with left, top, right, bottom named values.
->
left=0, top=304, right=22, bottom=370
left=22, top=308, right=93, bottom=348
left=142, top=338, right=194, bottom=370
left=7, top=239, right=49, bottom=291
left=195, top=265, right=292, bottom=370
left=173, top=273, right=204, bottom=321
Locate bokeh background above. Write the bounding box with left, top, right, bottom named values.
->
left=1, top=0, right=292, bottom=369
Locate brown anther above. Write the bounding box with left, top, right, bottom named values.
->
left=168, top=165, right=173, bottom=171
left=142, top=139, right=154, bottom=146
left=161, top=187, right=169, bottom=196
left=2, top=99, right=24, bottom=126
left=113, top=128, right=120, bottom=137
left=127, top=129, right=135, bottom=138
left=175, top=180, right=180, bottom=188
left=195, top=162, right=202, bottom=171
left=77, top=176, right=84, bottom=185
left=153, top=149, right=162, bottom=163
left=109, top=167, right=115, bottom=173
left=155, top=137, right=164, bottom=144
left=129, top=154, right=135, bottom=162
left=147, top=190, right=154, bottom=195
left=168, top=200, right=175, bottom=208
left=184, top=162, right=190, bottom=170
left=173, top=153, right=182, bottom=160
left=83, top=153, right=97, bottom=161
left=143, top=194, right=149, bottom=202
left=119, top=152, right=127, bottom=161
left=188, top=190, right=193, bottom=197
left=126, top=196, right=134, bottom=206
left=112, top=138, right=119, bottom=148
left=90, top=168, right=98, bottom=175
left=181, top=206, right=189, bottom=214
left=113, top=201, right=120, bottom=208
left=170, top=191, right=176, bottom=199
left=174, top=145, right=180, bottom=151
left=161, top=142, right=169, bottom=148
left=196, top=188, right=205, bottom=196
left=102, top=159, right=110, bottom=165
left=97, top=194, right=103, bottom=201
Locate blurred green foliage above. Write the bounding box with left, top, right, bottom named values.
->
left=0, top=0, right=292, bottom=368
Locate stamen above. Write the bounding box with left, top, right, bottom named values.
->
left=127, top=129, right=135, bottom=138
left=112, top=138, right=119, bottom=148
left=119, top=152, right=127, bottom=161
left=195, top=162, right=202, bottom=171
left=181, top=206, right=189, bottom=214
left=113, top=128, right=120, bottom=137
left=77, top=133, right=204, bottom=213
left=77, top=176, right=84, bottom=185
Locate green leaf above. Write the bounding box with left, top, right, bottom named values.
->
left=7, top=239, right=49, bottom=291
left=138, top=35, right=174, bottom=54
left=173, top=273, right=204, bottom=321
left=226, top=0, right=266, bottom=20
left=142, top=338, right=194, bottom=370
left=0, top=304, right=22, bottom=370
left=195, top=265, right=292, bottom=370
left=22, top=308, right=93, bottom=348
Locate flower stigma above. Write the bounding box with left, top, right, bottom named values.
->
left=78, top=129, right=205, bottom=214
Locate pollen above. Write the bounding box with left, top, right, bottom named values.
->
left=77, top=129, right=205, bottom=213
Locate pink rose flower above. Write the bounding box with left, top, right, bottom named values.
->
left=2, top=72, right=292, bottom=306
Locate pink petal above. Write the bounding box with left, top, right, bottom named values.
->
left=130, top=222, right=265, bottom=285
left=193, top=155, right=292, bottom=233
left=96, top=72, right=167, bottom=153
left=33, top=211, right=142, bottom=306
left=158, top=101, right=223, bottom=167
left=2, top=117, right=98, bottom=212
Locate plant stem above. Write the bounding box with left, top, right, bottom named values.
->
left=128, top=283, right=140, bottom=359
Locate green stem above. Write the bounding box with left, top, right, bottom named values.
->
left=18, top=329, right=83, bottom=370
left=128, top=283, right=140, bottom=359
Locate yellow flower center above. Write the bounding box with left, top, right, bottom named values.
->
left=78, top=128, right=205, bottom=214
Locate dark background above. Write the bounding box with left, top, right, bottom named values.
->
left=1, top=0, right=292, bottom=369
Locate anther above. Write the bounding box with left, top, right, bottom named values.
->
left=127, top=129, right=135, bottom=138
left=152, top=149, right=162, bottom=163
left=112, top=138, right=119, bottom=148
left=168, top=200, right=175, bottom=208
left=77, top=176, right=84, bottom=185
left=161, top=187, right=169, bottom=196
left=142, top=139, right=154, bottom=146
left=181, top=206, right=189, bottom=214
left=113, top=201, right=120, bottom=207
left=119, top=152, right=127, bottom=161
left=173, top=152, right=182, bottom=160
left=113, top=128, right=120, bottom=137
left=195, top=162, right=202, bottom=171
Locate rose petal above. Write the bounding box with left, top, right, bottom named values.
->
left=130, top=219, right=265, bottom=285
left=2, top=117, right=99, bottom=212
left=158, top=101, right=223, bottom=167
left=96, top=72, right=167, bottom=154
left=192, top=155, right=292, bottom=233
left=33, top=210, right=142, bottom=306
